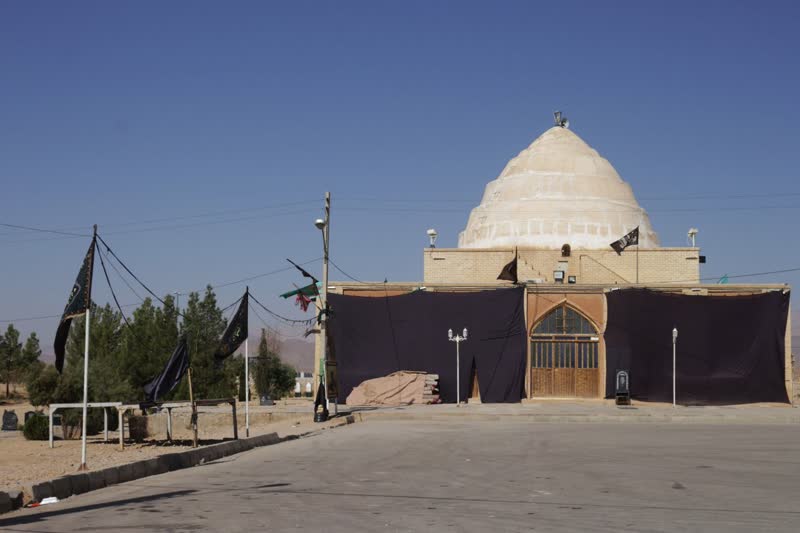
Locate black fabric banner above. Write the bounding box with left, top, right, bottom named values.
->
left=214, top=292, right=249, bottom=362
left=328, top=287, right=526, bottom=403
left=604, top=289, right=790, bottom=404
left=143, top=337, right=190, bottom=403
left=287, top=258, right=319, bottom=284
left=497, top=252, right=518, bottom=283
left=610, top=227, right=639, bottom=255
left=54, top=237, right=96, bottom=373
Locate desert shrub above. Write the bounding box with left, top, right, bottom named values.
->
left=23, top=413, right=49, bottom=440
left=60, top=408, right=106, bottom=439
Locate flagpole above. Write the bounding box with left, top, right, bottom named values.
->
left=636, top=243, right=639, bottom=284
left=79, top=224, right=96, bottom=471
left=188, top=366, right=198, bottom=448
left=245, top=287, right=250, bottom=438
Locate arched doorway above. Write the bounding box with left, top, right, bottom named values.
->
left=530, top=304, right=600, bottom=398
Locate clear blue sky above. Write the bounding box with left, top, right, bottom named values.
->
left=2, top=1, right=799, bottom=354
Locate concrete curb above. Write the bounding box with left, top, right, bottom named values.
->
left=3, top=414, right=358, bottom=515
left=355, top=410, right=800, bottom=425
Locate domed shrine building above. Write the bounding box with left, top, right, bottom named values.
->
left=321, top=119, right=792, bottom=406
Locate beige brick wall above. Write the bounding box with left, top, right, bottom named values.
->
left=424, top=247, right=701, bottom=285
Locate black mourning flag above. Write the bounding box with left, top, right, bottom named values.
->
left=214, top=291, right=248, bottom=362
left=143, top=337, right=190, bottom=403
left=313, top=382, right=329, bottom=418
left=54, top=237, right=96, bottom=373
left=610, top=227, right=639, bottom=255
left=497, top=250, right=518, bottom=283
left=287, top=258, right=319, bottom=284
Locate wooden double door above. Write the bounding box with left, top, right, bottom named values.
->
left=529, top=305, right=600, bottom=398
left=531, top=339, right=599, bottom=397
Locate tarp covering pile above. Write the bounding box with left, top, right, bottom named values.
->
left=328, top=287, right=526, bottom=403
left=604, top=289, right=790, bottom=404
left=345, top=371, right=439, bottom=406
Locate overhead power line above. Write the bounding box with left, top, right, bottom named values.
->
left=0, top=222, right=89, bottom=238
left=329, top=259, right=368, bottom=284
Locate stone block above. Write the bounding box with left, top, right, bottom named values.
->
left=159, top=453, right=183, bottom=472
left=7, top=490, right=23, bottom=510
left=23, top=481, right=53, bottom=503
left=131, top=460, right=147, bottom=480
left=117, top=463, right=134, bottom=483
left=102, top=467, right=120, bottom=486
left=87, top=470, right=106, bottom=492
left=51, top=477, right=73, bottom=500
left=203, top=445, right=223, bottom=462
left=0, top=492, right=12, bottom=515
left=178, top=449, right=199, bottom=469
left=70, top=473, right=90, bottom=495
left=143, top=458, right=167, bottom=477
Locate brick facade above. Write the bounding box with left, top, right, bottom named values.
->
left=424, top=247, right=701, bottom=285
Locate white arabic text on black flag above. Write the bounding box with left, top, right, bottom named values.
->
left=610, top=227, right=639, bottom=255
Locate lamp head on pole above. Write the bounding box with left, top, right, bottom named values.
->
left=426, top=228, right=438, bottom=248
left=672, top=327, right=678, bottom=342
left=448, top=328, right=453, bottom=340
left=463, top=328, right=468, bottom=339
left=314, top=218, right=326, bottom=231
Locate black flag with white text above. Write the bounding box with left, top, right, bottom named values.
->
left=214, top=290, right=249, bottom=362
left=54, top=237, right=96, bottom=373
left=610, top=227, right=639, bottom=255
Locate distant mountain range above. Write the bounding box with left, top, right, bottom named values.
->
left=277, top=338, right=314, bottom=372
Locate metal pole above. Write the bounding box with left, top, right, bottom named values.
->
left=672, top=327, right=678, bottom=408
left=118, top=408, right=124, bottom=450
left=320, top=192, right=332, bottom=414
left=245, top=336, right=250, bottom=438
left=79, top=306, right=91, bottom=470
left=456, top=339, right=460, bottom=407
left=49, top=408, right=54, bottom=449
left=103, top=408, right=108, bottom=442
left=188, top=367, right=198, bottom=448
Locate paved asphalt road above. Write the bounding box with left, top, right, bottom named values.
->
left=2, top=420, right=799, bottom=532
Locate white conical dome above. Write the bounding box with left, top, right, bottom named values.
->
left=458, top=126, right=659, bottom=249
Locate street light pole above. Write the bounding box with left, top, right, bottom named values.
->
left=315, top=192, right=334, bottom=418
left=245, top=286, right=250, bottom=437
left=672, top=327, right=678, bottom=408
left=448, top=328, right=468, bottom=407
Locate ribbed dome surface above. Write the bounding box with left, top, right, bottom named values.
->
left=458, top=126, right=659, bottom=249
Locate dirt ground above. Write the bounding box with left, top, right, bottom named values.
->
left=0, top=398, right=325, bottom=494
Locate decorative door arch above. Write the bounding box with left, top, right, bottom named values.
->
left=530, top=304, right=600, bottom=398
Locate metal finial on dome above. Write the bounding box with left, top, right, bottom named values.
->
left=553, top=111, right=569, bottom=128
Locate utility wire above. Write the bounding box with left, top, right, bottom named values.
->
left=208, top=258, right=322, bottom=291
left=0, top=222, right=89, bottom=238
left=248, top=301, right=288, bottom=340
left=96, top=234, right=173, bottom=309
left=329, top=259, right=368, bottom=284
left=99, top=246, right=145, bottom=302
left=95, top=239, right=135, bottom=330
left=249, top=292, right=315, bottom=325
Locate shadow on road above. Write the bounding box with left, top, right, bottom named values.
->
left=0, top=489, right=196, bottom=527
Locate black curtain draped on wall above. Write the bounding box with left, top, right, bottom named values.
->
left=604, top=289, right=790, bottom=404
left=328, top=287, right=527, bottom=403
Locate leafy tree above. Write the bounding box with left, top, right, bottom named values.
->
left=252, top=328, right=296, bottom=400
left=113, top=296, right=178, bottom=402
left=1, top=324, right=22, bottom=398
left=176, top=286, right=238, bottom=400
left=27, top=365, right=59, bottom=407
left=20, top=332, right=43, bottom=384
